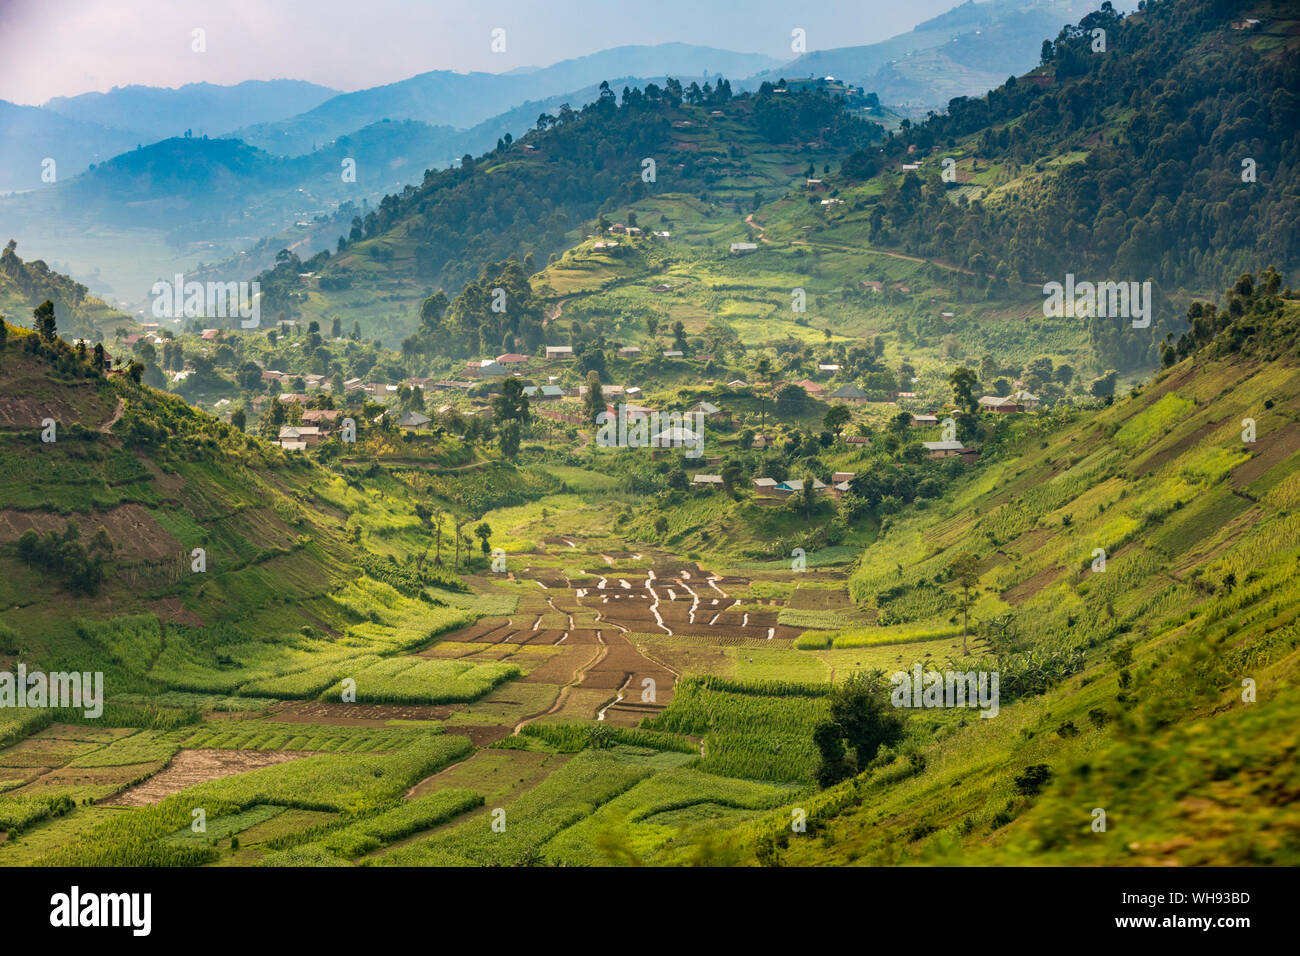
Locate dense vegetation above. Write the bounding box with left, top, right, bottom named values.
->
left=839, top=0, right=1299, bottom=369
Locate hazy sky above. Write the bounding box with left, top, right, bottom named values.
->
left=0, top=0, right=960, bottom=105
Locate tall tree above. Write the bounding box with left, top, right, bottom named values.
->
left=950, top=366, right=979, bottom=415
left=582, top=370, right=605, bottom=425
left=949, top=553, right=981, bottom=655
left=814, top=670, right=903, bottom=787
left=474, top=522, right=493, bottom=555
left=33, top=300, right=56, bottom=341
left=824, top=404, right=851, bottom=436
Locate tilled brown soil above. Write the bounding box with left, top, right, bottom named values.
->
left=102, top=749, right=312, bottom=806
left=0, top=504, right=181, bottom=560
left=267, top=701, right=455, bottom=724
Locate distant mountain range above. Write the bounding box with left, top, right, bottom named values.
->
left=0, top=80, right=340, bottom=193
left=227, top=44, right=784, bottom=157
left=42, top=79, right=340, bottom=142
left=0, top=45, right=782, bottom=194
left=0, top=5, right=1105, bottom=304
left=745, top=0, right=1101, bottom=111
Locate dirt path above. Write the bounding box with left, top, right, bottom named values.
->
left=744, top=213, right=772, bottom=243
left=510, top=635, right=608, bottom=735
left=98, top=398, right=125, bottom=434
left=543, top=298, right=569, bottom=327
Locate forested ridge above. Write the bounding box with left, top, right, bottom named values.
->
left=838, top=0, right=1298, bottom=367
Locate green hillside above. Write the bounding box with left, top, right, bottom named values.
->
left=260, top=81, right=882, bottom=342
left=674, top=276, right=1300, bottom=866
left=0, top=317, right=554, bottom=734
left=0, top=241, right=132, bottom=343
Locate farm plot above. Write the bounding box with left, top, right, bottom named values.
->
left=542, top=767, right=803, bottom=865
left=103, top=749, right=311, bottom=807
left=371, top=749, right=654, bottom=866
left=261, top=789, right=484, bottom=862
left=404, top=748, right=568, bottom=804
left=320, top=657, right=523, bottom=705
left=265, top=702, right=455, bottom=725
left=169, top=721, right=435, bottom=752
left=583, top=635, right=677, bottom=726
left=642, top=678, right=829, bottom=784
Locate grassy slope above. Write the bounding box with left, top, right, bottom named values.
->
left=284, top=98, right=866, bottom=341
left=694, top=324, right=1300, bottom=865
left=0, top=325, right=503, bottom=713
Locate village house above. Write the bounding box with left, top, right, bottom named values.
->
left=923, top=440, right=967, bottom=459
left=752, top=434, right=768, bottom=449
left=828, top=383, right=868, bottom=404
left=806, top=178, right=827, bottom=191
left=795, top=379, right=825, bottom=397
left=690, top=401, right=720, bottom=417
left=845, top=435, right=871, bottom=446
left=817, top=364, right=841, bottom=374
left=495, top=353, right=529, bottom=366
left=752, top=476, right=779, bottom=495
left=692, top=474, right=724, bottom=489
left=978, top=395, right=1023, bottom=413
left=343, top=377, right=363, bottom=391
left=583, top=384, right=626, bottom=399
left=651, top=425, right=700, bottom=450
left=395, top=411, right=431, bottom=430
left=279, top=393, right=308, bottom=405
left=617, top=346, right=642, bottom=358
left=545, top=346, right=575, bottom=361
left=1013, top=390, right=1040, bottom=410
left=911, top=413, right=940, bottom=427
left=774, top=478, right=828, bottom=496
left=465, top=359, right=508, bottom=379
left=300, top=409, right=342, bottom=431
left=662, top=350, right=684, bottom=359
left=729, top=242, right=758, bottom=254
left=607, top=403, right=654, bottom=422
left=278, top=425, right=322, bottom=447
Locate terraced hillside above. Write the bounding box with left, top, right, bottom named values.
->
left=689, top=286, right=1300, bottom=865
